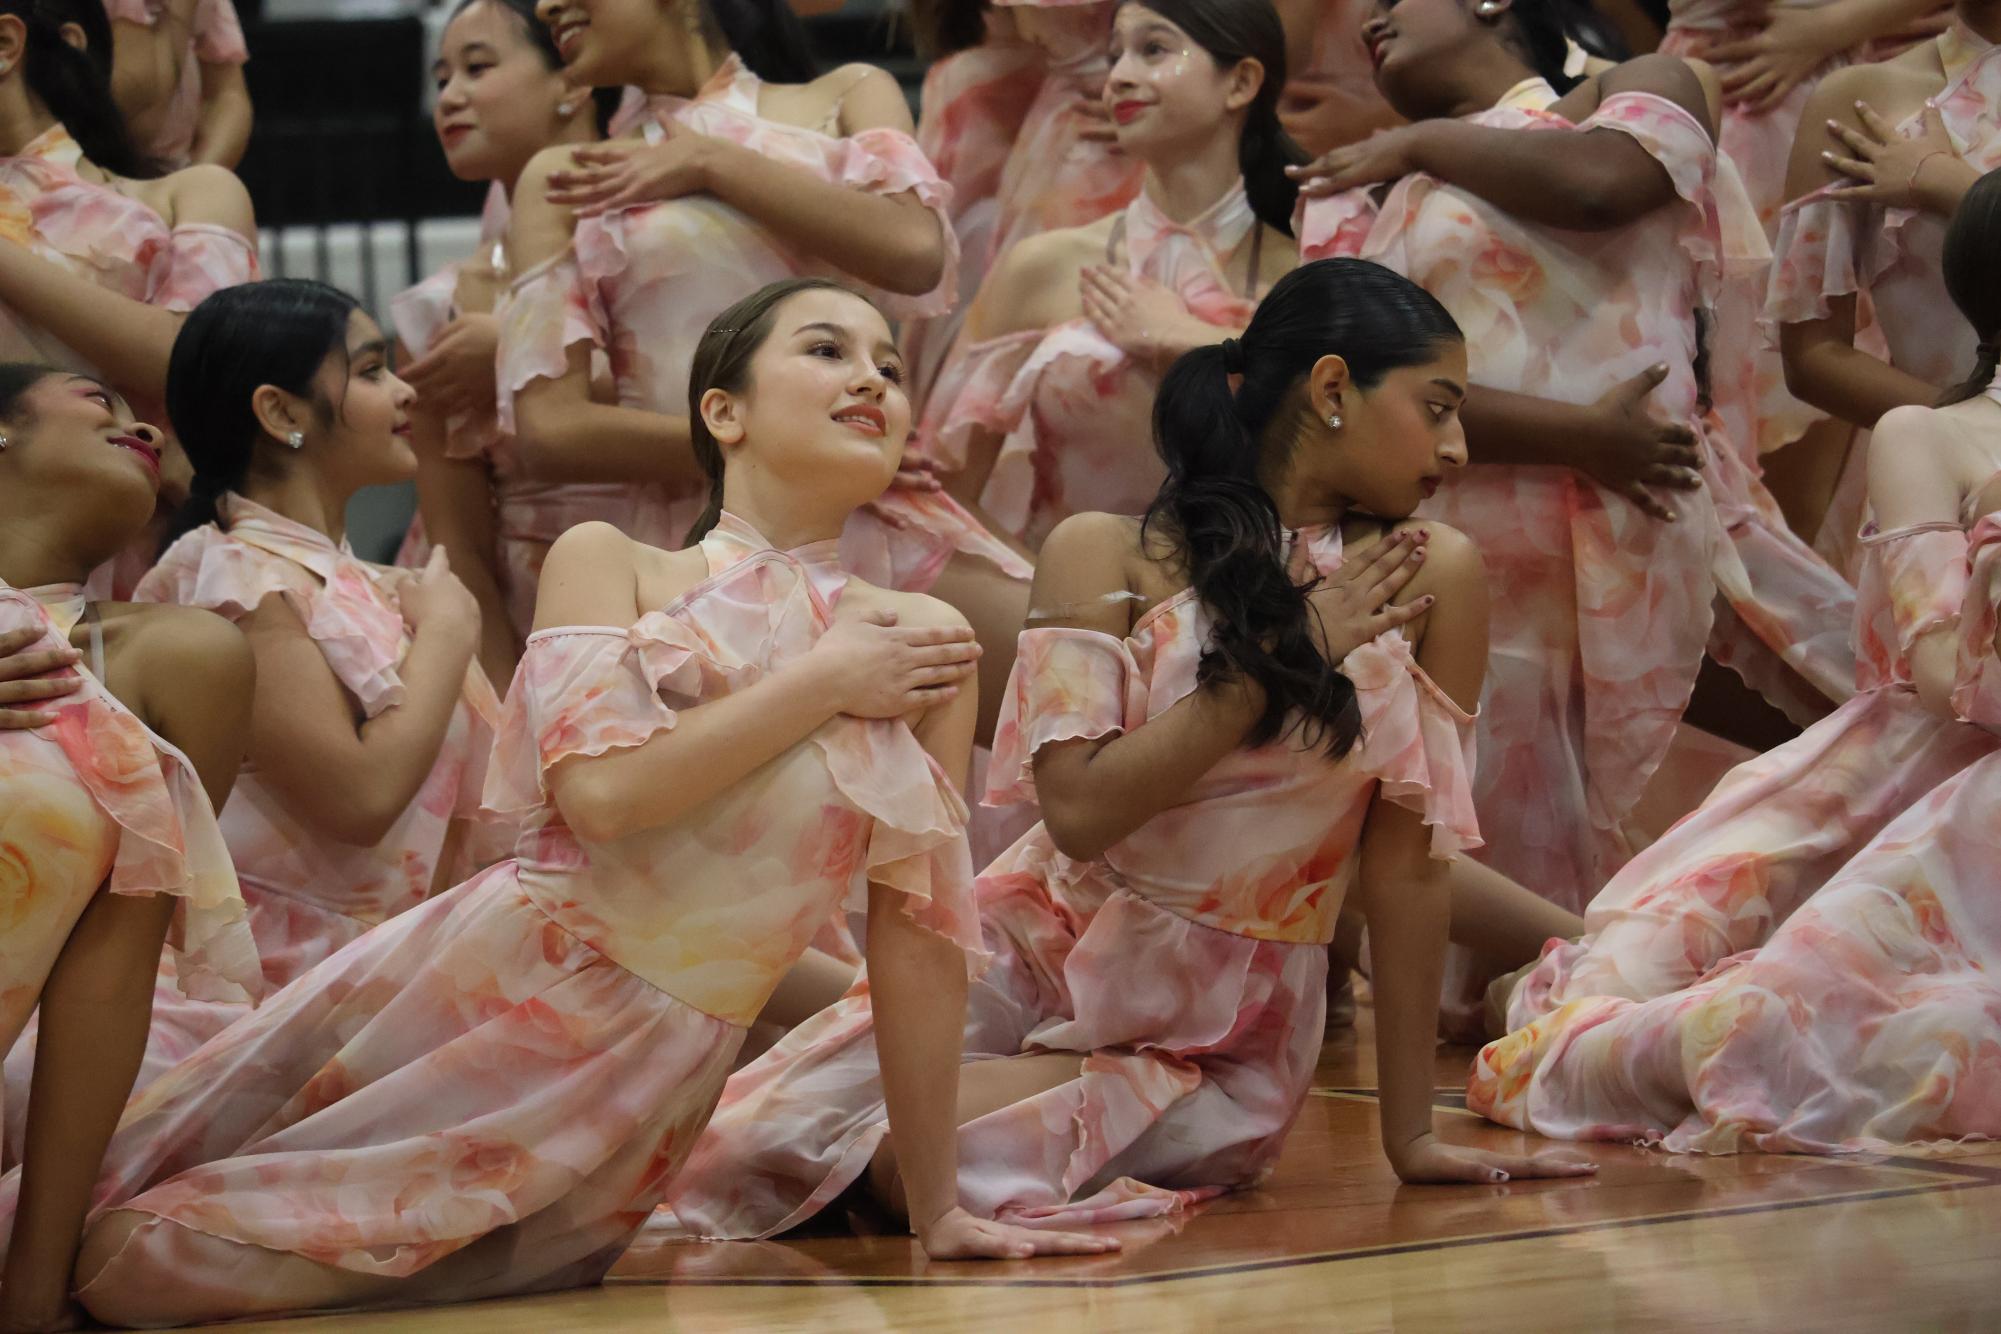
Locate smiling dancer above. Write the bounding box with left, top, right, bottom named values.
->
left=658, top=261, right=1591, bottom=1246
left=18, top=281, right=1110, bottom=1326
left=0, top=366, right=256, bottom=1331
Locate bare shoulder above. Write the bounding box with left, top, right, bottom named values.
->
left=1592, top=52, right=1714, bottom=135
left=1039, top=509, right=1146, bottom=570
left=970, top=225, right=1099, bottom=338
left=157, top=162, right=256, bottom=239
left=1398, top=519, right=1485, bottom=604
left=1810, top=49, right=1940, bottom=125
left=847, top=580, right=974, bottom=632
left=1867, top=404, right=1969, bottom=528
left=534, top=521, right=645, bottom=629
left=824, top=62, right=916, bottom=136
left=117, top=602, right=255, bottom=690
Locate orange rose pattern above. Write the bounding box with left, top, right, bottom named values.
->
left=1300, top=88, right=1856, bottom=910
left=2, top=516, right=983, bottom=1302
left=654, top=523, right=1480, bottom=1239
left=1473, top=487, right=2001, bottom=1153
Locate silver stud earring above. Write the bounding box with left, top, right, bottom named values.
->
left=0, top=434, right=9, bottom=449
left=285, top=431, right=305, bottom=449
left=1327, top=413, right=1343, bottom=430
left=557, top=99, right=578, bottom=117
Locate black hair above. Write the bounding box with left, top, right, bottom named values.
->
left=3, top=0, right=158, bottom=178
left=909, top=0, right=988, bottom=59
left=1143, top=258, right=1464, bottom=756
left=1120, top=0, right=1307, bottom=235
left=700, top=0, right=819, bottom=86
left=1495, top=0, right=1588, bottom=96
left=161, top=280, right=364, bottom=548
left=1941, top=166, right=2001, bottom=406
left=445, top=0, right=623, bottom=133
left=0, top=361, right=55, bottom=422
left=685, top=276, right=872, bottom=542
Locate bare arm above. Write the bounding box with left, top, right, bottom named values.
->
left=1354, top=529, right=1595, bottom=1184
left=535, top=523, right=981, bottom=844
left=506, top=149, right=702, bottom=487
left=407, top=402, right=519, bottom=689
left=238, top=557, right=480, bottom=847
left=189, top=59, right=252, bottom=169
left=0, top=166, right=253, bottom=402
left=1025, top=515, right=1265, bottom=861
left=136, top=607, right=253, bottom=809
left=1401, top=56, right=1713, bottom=232
left=1776, top=75, right=1942, bottom=429
left=1867, top=406, right=1974, bottom=719
left=108, top=0, right=199, bottom=142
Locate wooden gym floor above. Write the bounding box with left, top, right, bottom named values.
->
left=207, top=1008, right=2001, bottom=1333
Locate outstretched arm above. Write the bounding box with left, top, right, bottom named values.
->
left=1355, top=529, right=1594, bottom=1184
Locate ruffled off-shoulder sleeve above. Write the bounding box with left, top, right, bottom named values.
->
left=1582, top=91, right=1723, bottom=301
left=0, top=589, right=258, bottom=1003
left=1345, top=632, right=1482, bottom=858
left=916, top=330, right=1040, bottom=474
left=1295, top=186, right=1381, bottom=262
left=145, top=224, right=259, bottom=312
left=986, top=626, right=1140, bottom=807
left=832, top=127, right=961, bottom=321
left=1857, top=522, right=1970, bottom=685
left=495, top=248, right=603, bottom=435
left=135, top=527, right=408, bottom=717
left=1953, top=513, right=2001, bottom=728
left=483, top=622, right=701, bottom=816
left=1764, top=187, right=1907, bottom=327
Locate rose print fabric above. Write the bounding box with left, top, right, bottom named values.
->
left=0, top=581, right=257, bottom=1159
left=101, top=0, right=249, bottom=168
left=494, top=56, right=1025, bottom=596
left=906, top=33, right=1047, bottom=406
left=653, top=523, right=1479, bottom=1238
left=0, top=514, right=983, bottom=1305
left=1300, top=86, right=1856, bottom=909
left=1474, top=486, right=2001, bottom=1152
left=919, top=181, right=1263, bottom=549
left=0, top=496, right=507, bottom=1156
left=985, top=0, right=1142, bottom=266
left=1765, top=24, right=2001, bottom=573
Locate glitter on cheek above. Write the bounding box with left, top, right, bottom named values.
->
left=1171, top=46, right=1193, bottom=76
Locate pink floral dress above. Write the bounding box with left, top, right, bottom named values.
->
left=1, top=497, right=508, bottom=1155
left=101, top=0, right=249, bottom=168
left=7, top=513, right=984, bottom=1309
left=1300, top=84, right=1857, bottom=909
left=0, top=580, right=257, bottom=1163
left=905, top=27, right=1048, bottom=405
left=1473, top=494, right=2001, bottom=1154
left=985, top=0, right=1142, bottom=269
left=497, top=56, right=1024, bottom=597
left=654, top=522, right=1481, bottom=1237
left=1766, top=24, right=2001, bottom=573
left=919, top=181, right=1264, bottom=549
left=391, top=183, right=608, bottom=640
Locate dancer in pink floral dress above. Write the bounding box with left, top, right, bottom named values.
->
left=0, top=2, right=258, bottom=600
left=921, top=0, right=1305, bottom=552
left=657, top=261, right=1592, bottom=1243
left=1768, top=7, right=2001, bottom=571
left=1, top=280, right=506, bottom=1161
left=0, top=364, right=257, bottom=1330
left=1474, top=180, right=2001, bottom=1145
left=391, top=0, right=616, bottom=687
left=903, top=3, right=1047, bottom=403
left=24, top=281, right=1111, bottom=1326
left=100, top=0, right=251, bottom=168
left=1293, top=3, right=1856, bottom=907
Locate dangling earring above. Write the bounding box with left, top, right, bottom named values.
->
left=1327, top=413, right=1343, bottom=431
left=285, top=431, right=305, bottom=449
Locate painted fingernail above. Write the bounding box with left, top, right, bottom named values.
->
left=1422, top=595, right=1436, bottom=606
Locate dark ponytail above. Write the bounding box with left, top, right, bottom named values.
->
left=447, top=0, right=622, bottom=133
left=701, top=0, right=818, bottom=85
left=1941, top=166, right=2001, bottom=406
left=684, top=276, right=868, bottom=543
left=161, top=279, right=362, bottom=550
left=5, top=0, right=158, bottom=179
left=1143, top=258, right=1463, bottom=757
left=1123, top=0, right=1306, bottom=235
